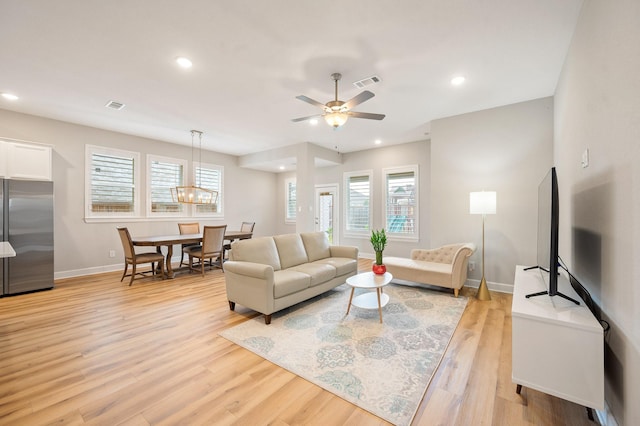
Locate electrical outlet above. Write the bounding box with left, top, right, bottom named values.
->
left=109, top=250, right=116, bottom=258
left=468, top=261, right=476, bottom=272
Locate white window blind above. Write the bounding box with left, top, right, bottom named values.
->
left=90, top=153, right=135, bottom=213
left=150, top=158, right=184, bottom=213
left=85, top=145, right=140, bottom=219
left=285, top=179, right=296, bottom=222
left=195, top=164, right=223, bottom=215
left=385, top=169, right=417, bottom=235
left=346, top=173, right=371, bottom=232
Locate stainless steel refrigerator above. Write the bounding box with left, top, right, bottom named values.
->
left=1, top=179, right=54, bottom=296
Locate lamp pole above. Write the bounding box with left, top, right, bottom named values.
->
left=477, top=213, right=491, bottom=301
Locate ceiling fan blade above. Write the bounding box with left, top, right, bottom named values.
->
left=291, top=114, right=322, bottom=122
left=348, top=111, right=386, bottom=120
left=295, top=95, right=326, bottom=109
left=343, top=90, right=375, bottom=110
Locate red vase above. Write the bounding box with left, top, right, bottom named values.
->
left=372, top=264, right=386, bottom=275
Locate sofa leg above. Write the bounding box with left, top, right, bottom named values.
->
left=454, top=288, right=459, bottom=298
left=264, top=314, right=272, bottom=325
left=228, top=301, right=235, bottom=311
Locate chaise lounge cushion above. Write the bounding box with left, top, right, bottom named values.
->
left=274, top=234, right=309, bottom=269
left=231, top=236, right=282, bottom=270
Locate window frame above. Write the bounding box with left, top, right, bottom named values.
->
left=85, top=145, right=140, bottom=219
left=193, top=162, right=224, bottom=218
left=284, top=177, right=296, bottom=224
left=343, top=170, right=372, bottom=238
left=382, top=165, right=419, bottom=241
left=146, top=154, right=188, bottom=217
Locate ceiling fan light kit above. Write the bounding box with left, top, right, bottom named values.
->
left=293, top=72, right=385, bottom=128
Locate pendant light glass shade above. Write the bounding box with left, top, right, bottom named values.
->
left=324, top=111, right=349, bottom=128
left=171, top=130, right=218, bottom=205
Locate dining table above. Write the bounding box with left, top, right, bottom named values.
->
left=132, top=230, right=252, bottom=278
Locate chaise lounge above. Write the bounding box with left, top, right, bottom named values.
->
left=383, top=243, right=476, bottom=297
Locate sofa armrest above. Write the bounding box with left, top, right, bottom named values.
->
left=450, top=243, right=476, bottom=287
left=329, top=245, right=359, bottom=259
left=224, top=261, right=274, bottom=280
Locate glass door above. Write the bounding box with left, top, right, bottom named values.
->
left=315, top=184, right=339, bottom=245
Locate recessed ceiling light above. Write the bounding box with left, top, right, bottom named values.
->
left=176, top=57, right=193, bottom=68
left=375, top=139, right=382, bottom=145
left=1, top=93, right=19, bottom=101
left=309, top=119, right=318, bottom=126
left=451, top=76, right=466, bottom=86
left=279, top=165, right=285, bottom=170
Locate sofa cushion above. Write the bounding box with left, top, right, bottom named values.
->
left=312, top=257, right=358, bottom=276
left=274, top=233, right=309, bottom=269
left=230, top=237, right=281, bottom=271
left=300, top=231, right=331, bottom=262
left=289, top=263, right=336, bottom=286
left=273, top=269, right=311, bottom=298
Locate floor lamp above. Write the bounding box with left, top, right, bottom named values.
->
left=470, top=191, right=496, bottom=301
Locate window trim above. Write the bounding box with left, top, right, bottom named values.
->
left=146, top=154, right=188, bottom=217
left=343, top=169, right=372, bottom=238
left=85, top=144, right=140, bottom=219
left=284, top=177, right=296, bottom=224
left=382, top=165, right=419, bottom=241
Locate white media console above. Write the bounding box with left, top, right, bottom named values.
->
left=512, top=265, right=604, bottom=417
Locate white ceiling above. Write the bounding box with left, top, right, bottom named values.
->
left=0, top=0, right=584, bottom=171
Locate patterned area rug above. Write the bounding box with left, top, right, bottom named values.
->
left=219, top=283, right=468, bottom=425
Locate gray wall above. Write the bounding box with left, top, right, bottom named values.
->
left=0, top=109, right=277, bottom=278
left=554, top=0, right=640, bottom=423
left=431, top=97, right=554, bottom=291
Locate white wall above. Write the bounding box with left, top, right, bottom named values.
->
left=430, top=97, right=554, bottom=291
left=275, top=140, right=431, bottom=257
left=554, top=0, right=640, bottom=423
left=0, top=109, right=278, bottom=278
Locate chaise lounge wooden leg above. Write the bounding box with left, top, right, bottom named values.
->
left=454, top=288, right=459, bottom=297
left=228, top=301, right=235, bottom=311
left=264, top=314, right=271, bottom=325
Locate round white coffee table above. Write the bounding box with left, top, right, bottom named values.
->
left=345, top=271, right=393, bottom=323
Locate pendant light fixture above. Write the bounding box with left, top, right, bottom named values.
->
left=171, top=130, right=218, bottom=205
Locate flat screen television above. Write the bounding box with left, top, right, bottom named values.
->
left=525, top=167, right=579, bottom=304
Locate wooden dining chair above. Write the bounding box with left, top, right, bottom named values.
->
left=117, top=227, right=165, bottom=286
left=178, top=222, right=200, bottom=267
left=223, top=221, right=255, bottom=261
left=184, top=225, right=227, bottom=276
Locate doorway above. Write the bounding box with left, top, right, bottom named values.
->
left=315, top=184, right=339, bottom=245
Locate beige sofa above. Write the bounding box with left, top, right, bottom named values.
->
left=383, top=243, right=476, bottom=297
left=224, top=232, right=358, bottom=324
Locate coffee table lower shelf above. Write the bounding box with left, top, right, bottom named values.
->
left=351, top=292, right=390, bottom=310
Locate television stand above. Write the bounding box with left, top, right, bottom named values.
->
left=525, top=290, right=581, bottom=305
left=522, top=265, right=580, bottom=304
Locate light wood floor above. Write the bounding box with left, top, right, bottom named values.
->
left=0, top=259, right=595, bottom=425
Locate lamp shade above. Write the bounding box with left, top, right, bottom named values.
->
left=470, top=191, right=497, bottom=215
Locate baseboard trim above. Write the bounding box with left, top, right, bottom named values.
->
left=55, top=256, right=182, bottom=280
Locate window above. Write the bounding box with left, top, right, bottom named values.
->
left=285, top=178, right=296, bottom=223
left=194, top=163, right=224, bottom=216
left=147, top=155, right=187, bottom=215
left=85, top=145, right=140, bottom=218
left=344, top=170, right=372, bottom=235
left=384, top=165, right=418, bottom=239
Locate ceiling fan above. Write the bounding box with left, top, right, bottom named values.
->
left=292, top=73, right=385, bottom=128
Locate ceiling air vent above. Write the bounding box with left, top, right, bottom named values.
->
left=353, top=75, right=381, bottom=89
left=105, top=100, right=125, bottom=110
